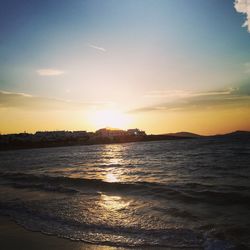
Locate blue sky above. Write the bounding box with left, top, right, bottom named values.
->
left=0, top=0, right=250, bottom=134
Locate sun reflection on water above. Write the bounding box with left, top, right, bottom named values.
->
left=100, top=144, right=125, bottom=183
left=100, top=194, right=130, bottom=211
left=105, top=172, right=118, bottom=182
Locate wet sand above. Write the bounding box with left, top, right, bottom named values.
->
left=0, top=216, right=124, bottom=250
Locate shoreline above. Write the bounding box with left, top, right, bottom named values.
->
left=0, top=135, right=194, bottom=151
left=0, top=215, right=126, bottom=250
left=0, top=215, right=181, bottom=250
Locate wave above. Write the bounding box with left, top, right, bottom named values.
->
left=1, top=172, right=250, bottom=206
left=0, top=198, right=204, bottom=248
left=0, top=199, right=241, bottom=249
left=0, top=172, right=140, bottom=194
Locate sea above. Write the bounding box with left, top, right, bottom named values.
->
left=0, top=138, right=250, bottom=249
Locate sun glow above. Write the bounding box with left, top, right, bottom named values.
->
left=89, top=109, right=132, bottom=129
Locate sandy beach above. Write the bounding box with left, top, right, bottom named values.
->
left=0, top=216, right=125, bottom=250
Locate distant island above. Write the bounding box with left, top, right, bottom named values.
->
left=0, top=128, right=249, bottom=151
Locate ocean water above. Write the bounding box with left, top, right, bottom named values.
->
left=0, top=138, right=250, bottom=249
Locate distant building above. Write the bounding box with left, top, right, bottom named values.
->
left=127, top=128, right=146, bottom=136
left=35, top=131, right=67, bottom=140
left=95, top=128, right=146, bottom=137
left=34, top=130, right=88, bottom=140
left=71, top=131, right=88, bottom=138
left=95, top=128, right=127, bottom=137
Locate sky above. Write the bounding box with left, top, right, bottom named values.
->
left=0, top=0, right=250, bottom=135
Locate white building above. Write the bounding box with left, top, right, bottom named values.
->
left=127, top=128, right=146, bottom=136
left=95, top=128, right=127, bottom=137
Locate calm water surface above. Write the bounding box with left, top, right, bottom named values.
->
left=0, top=138, right=250, bottom=249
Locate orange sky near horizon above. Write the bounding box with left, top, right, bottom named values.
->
left=1, top=104, right=249, bottom=135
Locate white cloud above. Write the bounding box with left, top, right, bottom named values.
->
left=234, top=0, right=250, bottom=32
left=88, top=44, right=106, bottom=52
left=37, top=68, right=65, bottom=76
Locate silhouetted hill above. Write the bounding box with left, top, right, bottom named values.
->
left=212, top=130, right=250, bottom=139
left=164, top=132, right=202, bottom=138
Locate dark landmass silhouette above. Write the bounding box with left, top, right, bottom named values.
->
left=166, top=130, right=250, bottom=139
left=164, top=132, right=202, bottom=138
left=212, top=130, right=250, bottom=138
left=0, top=130, right=249, bottom=151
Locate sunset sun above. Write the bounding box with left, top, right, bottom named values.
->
left=89, top=109, right=132, bottom=129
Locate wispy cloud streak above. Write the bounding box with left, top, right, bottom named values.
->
left=37, top=69, right=65, bottom=76
left=144, top=89, right=236, bottom=99
left=88, top=44, right=106, bottom=52
left=0, top=90, right=107, bottom=111
left=129, top=83, right=250, bottom=113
